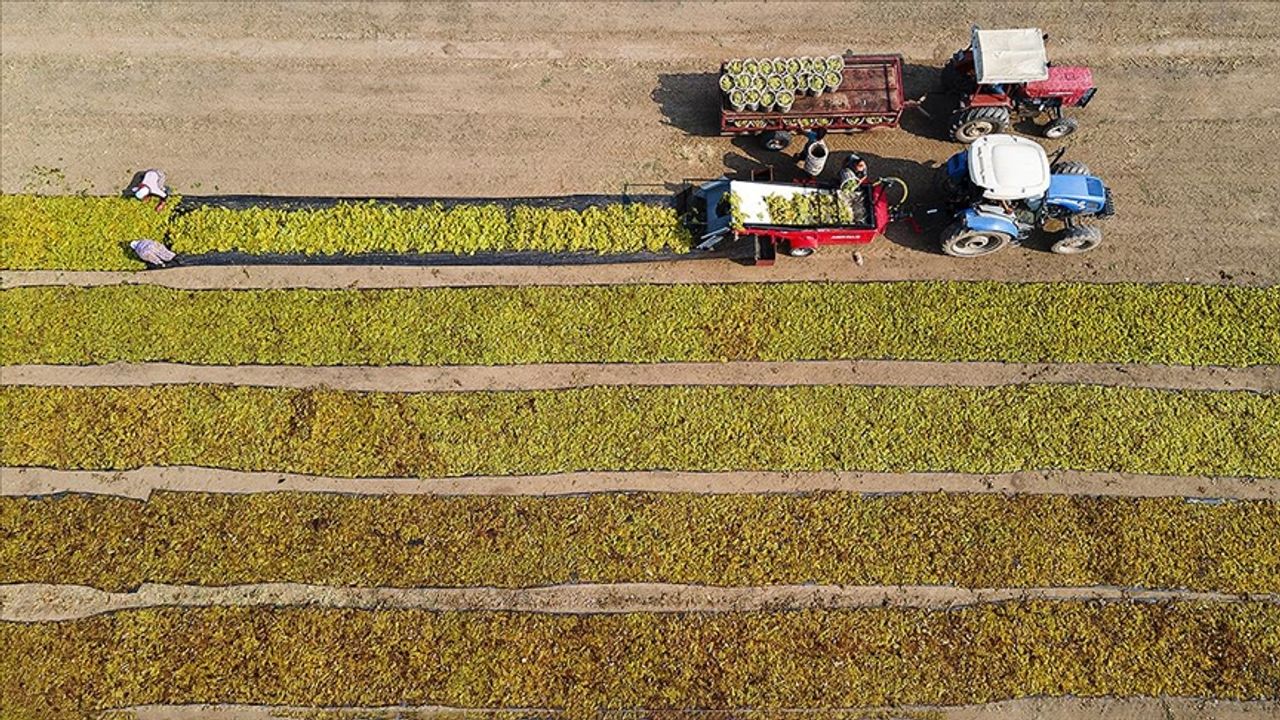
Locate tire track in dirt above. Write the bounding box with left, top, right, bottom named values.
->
left=6, top=467, right=1274, bottom=502
left=6, top=361, right=1275, bottom=393
left=5, top=582, right=1275, bottom=623
left=89, top=698, right=1280, bottom=720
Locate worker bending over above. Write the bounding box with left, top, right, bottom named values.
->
left=839, top=153, right=869, bottom=190
left=129, top=169, right=169, bottom=210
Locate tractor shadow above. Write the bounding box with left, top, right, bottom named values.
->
left=855, top=151, right=949, bottom=254
left=653, top=72, right=722, bottom=136
left=897, top=62, right=957, bottom=142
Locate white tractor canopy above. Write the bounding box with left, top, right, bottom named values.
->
left=972, top=27, right=1049, bottom=84
left=967, top=134, right=1051, bottom=201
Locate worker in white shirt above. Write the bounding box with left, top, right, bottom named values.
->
left=129, top=169, right=169, bottom=210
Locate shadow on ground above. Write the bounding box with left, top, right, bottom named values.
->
left=653, top=72, right=721, bottom=136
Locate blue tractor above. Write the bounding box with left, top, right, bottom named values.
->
left=933, top=133, right=1114, bottom=257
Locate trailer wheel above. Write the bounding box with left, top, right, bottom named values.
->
left=1051, top=161, right=1091, bottom=176
left=787, top=244, right=815, bottom=257
left=950, top=107, right=1009, bottom=143
left=941, top=222, right=1011, bottom=257
left=1051, top=224, right=1102, bottom=254
left=1043, top=117, right=1078, bottom=139
left=763, top=131, right=793, bottom=151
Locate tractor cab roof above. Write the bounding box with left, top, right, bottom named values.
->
left=967, top=134, right=1051, bottom=201
left=972, top=27, right=1050, bottom=84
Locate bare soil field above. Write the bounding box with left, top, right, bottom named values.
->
left=3, top=1, right=1279, bottom=283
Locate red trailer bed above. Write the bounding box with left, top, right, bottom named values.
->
left=720, top=54, right=905, bottom=140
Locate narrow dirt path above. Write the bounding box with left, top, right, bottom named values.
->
left=7, top=361, right=1276, bottom=392
left=4, top=582, right=1275, bottom=623
left=4, top=258, right=1276, bottom=290
left=6, top=466, right=1273, bottom=501
left=95, top=698, right=1280, bottom=720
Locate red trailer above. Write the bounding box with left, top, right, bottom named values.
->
left=720, top=54, right=906, bottom=151
left=683, top=169, right=895, bottom=265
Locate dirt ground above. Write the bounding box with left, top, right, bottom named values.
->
left=4, top=581, right=1269, bottom=622
left=3, top=1, right=1279, bottom=283
left=7, top=359, right=1275, bottom=392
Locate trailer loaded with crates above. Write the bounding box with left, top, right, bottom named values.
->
left=719, top=54, right=906, bottom=151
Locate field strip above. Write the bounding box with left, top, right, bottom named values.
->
left=7, top=361, right=1277, bottom=393
left=5, top=582, right=1278, bottom=623
left=7, top=466, right=1275, bottom=500
left=5, top=262, right=1276, bottom=289
left=87, top=698, right=1280, bottom=720
left=9, top=492, right=1273, bottom=592
left=6, top=385, right=1275, bottom=478
left=7, top=602, right=1277, bottom=711
left=7, top=283, right=1274, bottom=367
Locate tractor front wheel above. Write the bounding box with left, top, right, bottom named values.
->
left=1051, top=160, right=1091, bottom=176
left=941, top=222, right=1011, bottom=258
left=1043, top=117, right=1078, bottom=139
left=1051, top=225, right=1102, bottom=254
left=950, top=107, right=1009, bottom=143
left=763, top=130, right=793, bottom=152
left=787, top=243, right=815, bottom=257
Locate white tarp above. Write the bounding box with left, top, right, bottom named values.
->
left=972, top=28, right=1049, bottom=84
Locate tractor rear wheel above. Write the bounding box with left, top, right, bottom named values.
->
left=941, top=222, right=1011, bottom=257
left=1051, top=225, right=1102, bottom=254
left=763, top=130, right=793, bottom=151
left=1043, top=117, right=1078, bottom=139
left=950, top=107, right=1009, bottom=143
left=1051, top=161, right=1091, bottom=175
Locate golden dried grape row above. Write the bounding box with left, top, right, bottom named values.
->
left=3, top=492, right=1276, bottom=593
left=4, top=602, right=1277, bottom=717
left=4, top=282, right=1276, bottom=366
left=3, top=384, right=1276, bottom=478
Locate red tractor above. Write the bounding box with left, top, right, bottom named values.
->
left=943, top=27, right=1097, bottom=143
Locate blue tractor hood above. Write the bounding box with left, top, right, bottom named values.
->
left=1046, top=173, right=1108, bottom=215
